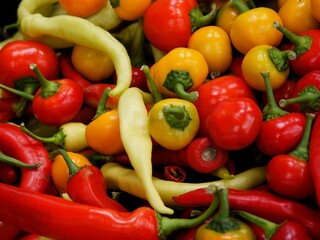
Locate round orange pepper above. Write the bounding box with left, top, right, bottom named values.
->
left=59, top=0, right=107, bottom=17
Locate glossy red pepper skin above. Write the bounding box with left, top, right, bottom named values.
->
left=58, top=52, right=91, bottom=90
left=0, top=123, right=52, bottom=240
left=67, top=165, right=128, bottom=212
left=0, top=183, right=159, bottom=240
left=255, top=113, right=306, bottom=156
left=163, top=165, right=187, bottom=182
left=113, top=66, right=149, bottom=92
left=143, top=0, right=199, bottom=53
left=0, top=98, right=18, bottom=122
left=272, top=221, right=312, bottom=240
left=309, top=113, right=320, bottom=208
left=0, top=162, right=18, bottom=185
left=114, top=137, right=228, bottom=174
left=194, top=75, right=256, bottom=137
left=32, top=78, right=84, bottom=126
left=172, top=188, right=320, bottom=239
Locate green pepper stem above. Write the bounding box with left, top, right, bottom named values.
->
left=173, top=83, right=199, bottom=102
left=229, top=0, right=250, bottom=14
left=0, top=84, right=34, bottom=100
left=57, top=149, right=80, bottom=178
left=190, top=3, right=217, bottom=32
left=30, top=63, right=60, bottom=98
left=162, top=104, right=192, bottom=130
left=140, top=65, right=163, bottom=103
left=233, top=210, right=279, bottom=240
left=20, top=123, right=66, bottom=148
left=279, top=85, right=320, bottom=112
left=158, top=185, right=219, bottom=240
left=94, top=87, right=111, bottom=119
left=261, top=71, right=288, bottom=121
left=272, top=21, right=312, bottom=57
left=268, top=47, right=296, bottom=72
left=0, top=151, right=41, bottom=169
left=288, top=113, right=315, bottom=160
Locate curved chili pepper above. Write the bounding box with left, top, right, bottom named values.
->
left=163, top=165, right=187, bottom=182
left=234, top=211, right=313, bottom=240
left=114, top=137, right=228, bottom=174
left=58, top=149, right=128, bottom=212
left=172, top=188, right=320, bottom=239
left=0, top=123, right=52, bottom=240
left=256, top=71, right=306, bottom=156
left=58, top=51, right=91, bottom=90
left=0, top=182, right=218, bottom=240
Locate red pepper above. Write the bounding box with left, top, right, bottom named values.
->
left=69, top=103, right=97, bottom=125
left=279, top=70, right=320, bottom=114
left=266, top=113, right=315, bottom=200
left=256, top=71, right=306, bottom=156
left=273, top=22, right=320, bottom=76
left=163, top=165, right=187, bottom=182
left=228, top=54, right=245, bottom=79
left=0, top=162, right=18, bottom=185
left=0, top=182, right=218, bottom=240
left=309, top=109, right=320, bottom=208
left=234, top=211, right=313, bottom=240
left=113, top=66, right=149, bottom=92
left=58, top=149, right=128, bottom=212
left=0, top=98, right=18, bottom=122
left=173, top=188, right=320, bottom=239
left=58, top=51, right=91, bottom=90
left=114, top=137, right=228, bottom=174
left=83, top=83, right=119, bottom=110
left=193, top=74, right=256, bottom=137
left=143, top=0, right=216, bottom=53
left=0, top=123, right=52, bottom=239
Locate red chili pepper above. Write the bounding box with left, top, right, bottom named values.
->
left=279, top=70, right=320, bottom=114
left=58, top=51, right=91, bottom=90
left=58, top=149, right=128, bottom=212
left=18, top=232, right=43, bottom=240
left=193, top=74, right=256, bottom=137
left=163, top=165, right=187, bottom=182
left=69, top=103, right=97, bottom=125
left=228, top=54, right=245, bottom=79
left=273, top=22, right=320, bottom=76
left=143, top=0, right=216, bottom=53
left=114, top=137, right=229, bottom=174
left=0, top=162, right=18, bottom=185
left=83, top=83, right=119, bottom=110
left=0, top=182, right=218, bottom=240
left=173, top=188, right=320, bottom=239
left=0, top=98, right=18, bottom=122
left=256, top=71, right=306, bottom=156
left=266, top=113, right=315, bottom=200
left=113, top=66, right=149, bottom=92
left=0, top=123, right=52, bottom=239
left=309, top=110, right=320, bottom=208
left=234, top=211, right=313, bottom=240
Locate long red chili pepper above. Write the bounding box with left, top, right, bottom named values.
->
left=114, top=137, right=228, bottom=174
left=0, top=182, right=218, bottom=240
left=309, top=111, right=320, bottom=208
left=58, top=149, right=128, bottom=212
left=0, top=123, right=52, bottom=240
left=172, top=188, right=320, bottom=239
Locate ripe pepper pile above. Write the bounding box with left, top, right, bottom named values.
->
left=0, top=0, right=320, bottom=239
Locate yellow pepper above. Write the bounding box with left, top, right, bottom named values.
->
left=149, top=47, right=209, bottom=101
left=148, top=98, right=200, bottom=150
left=195, top=188, right=256, bottom=240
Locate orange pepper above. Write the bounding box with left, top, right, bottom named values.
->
left=59, top=0, right=107, bottom=17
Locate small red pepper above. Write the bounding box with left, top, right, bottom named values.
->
left=0, top=162, right=18, bottom=185
left=279, top=70, right=320, bottom=114
left=273, top=22, right=320, bottom=76
left=0, top=182, right=218, bottom=240
left=163, top=165, right=187, bottom=182
left=173, top=188, right=320, bottom=239
left=234, top=211, right=313, bottom=240
left=114, top=137, right=228, bottom=174
left=58, top=149, right=128, bottom=212
left=256, top=71, right=306, bottom=156
left=0, top=98, right=18, bottom=122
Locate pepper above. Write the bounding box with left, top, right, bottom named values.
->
left=20, top=122, right=89, bottom=152
left=195, top=187, right=256, bottom=240
left=0, top=162, right=18, bottom=185
left=0, top=98, right=18, bottom=122
left=163, top=165, right=187, bottom=182
left=0, top=123, right=52, bottom=239
left=0, top=182, right=219, bottom=240
left=100, top=161, right=266, bottom=206
left=234, top=210, right=313, bottom=240
left=172, top=188, right=320, bottom=239
left=58, top=149, right=128, bottom=212
left=148, top=47, right=209, bottom=101
left=255, top=71, right=306, bottom=156
left=114, top=137, right=229, bottom=174
left=117, top=87, right=173, bottom=214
